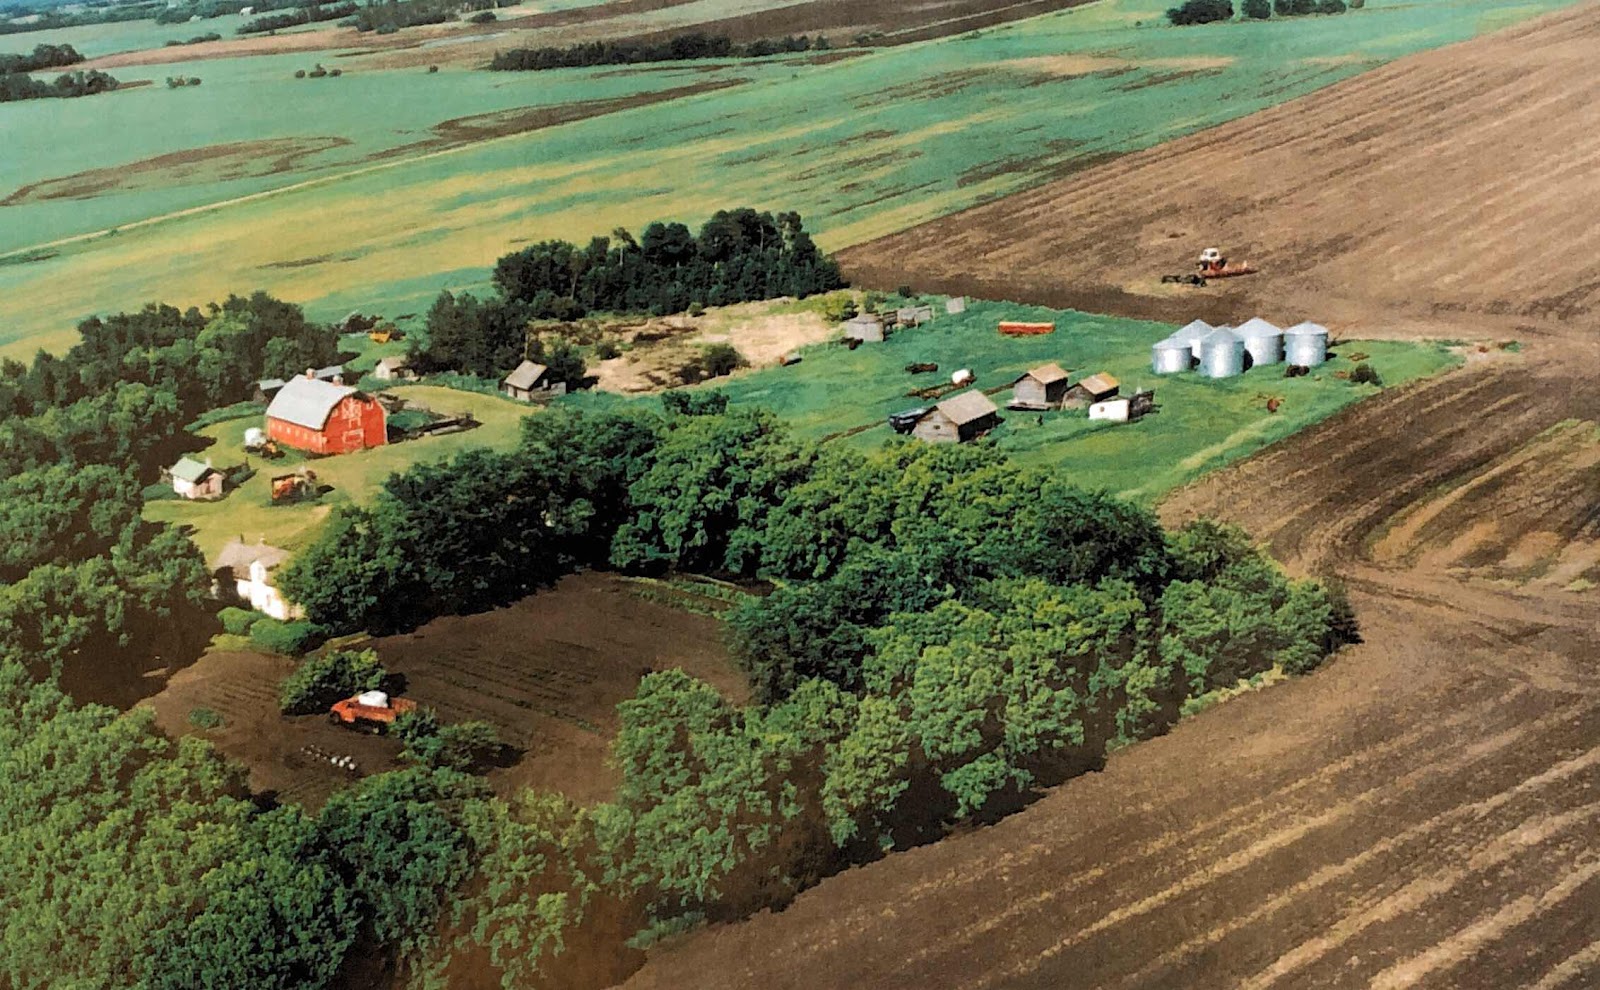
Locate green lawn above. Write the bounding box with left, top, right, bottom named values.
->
left=0, top=0, right=1581, bottom=358
left=573, top=298, right=1462, bottom=503
left=144, top=384, right=532, bottom=561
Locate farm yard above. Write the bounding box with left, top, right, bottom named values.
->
left=0, top=0, right=1582, bottom=358
left=137, top=572, right=748, bottom=810
left=647, top=298, right=1462, bottom=501
left=143, top=383, right=533, bottom=561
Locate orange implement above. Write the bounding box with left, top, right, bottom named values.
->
left=1198, top=260, right=1257, bottom=278
left=999, top=321, right=1056, bottom=336
left=329, top=690, right=417, bottom=730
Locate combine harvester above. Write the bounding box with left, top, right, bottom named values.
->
left=1163, top=247, right=1258, bottom=285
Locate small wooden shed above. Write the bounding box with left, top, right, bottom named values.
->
left=373, top=356, right=415, bottom=382
left=1064, top=372, right=1120, bottom=409
left=502, top=360, right=565, bottom=401
left=912, top=390, right=999, bottom=444
left=1010, top=363, right=1071, bottom=410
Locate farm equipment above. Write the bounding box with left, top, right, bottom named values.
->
left=368, top=323, right=403, bottom=344
left=1161, top=273, right=1208, bottom=286
left=270, top=467, right=317, bottom=502
left=904, top=362, right=940, bottom=374
left=999, top=321, right=1056, bottom=336
left=1195, top=247, right=1257, bottom=279
left=889, top=407, right=931, bottom=434
left=329, top=690, right=417, bottom=732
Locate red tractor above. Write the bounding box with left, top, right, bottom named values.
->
left=329, top=690, right=417, bottom=732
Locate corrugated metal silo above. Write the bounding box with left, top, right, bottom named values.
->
left=1284, top=322, right=1330, bottom=366
left=1152, top=338, right=1192, bottom=375
left=1169, top=319, right=1212, bottom=358
left=1235, top=317, right=1284, bottom=367
left=1199, top=327, right=1244, bottom=379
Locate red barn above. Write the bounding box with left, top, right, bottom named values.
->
left=265, top=373, right=387, bottom=455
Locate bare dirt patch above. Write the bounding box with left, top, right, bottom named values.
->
left=139, top=649, right=406, bottom=812
left=2, top=136, right=351, bottom=206
left=137, top=572, right=745, bottom=810
left=589, top=298, right=838, bottom=394
left=365, top=571, right=748, bottom=805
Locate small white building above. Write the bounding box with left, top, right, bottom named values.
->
left=169, top=456, right=223, bottom=499
left=1088, top=398, right=1132, bottom=422
left=372, top=356, right=416, bottom=382
left=214, top=539, right=303, bottom=622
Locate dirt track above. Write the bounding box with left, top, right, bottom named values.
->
left=619, top=6, right=1600, bottom=987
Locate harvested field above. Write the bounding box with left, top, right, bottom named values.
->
left=839, top=1, right=1600, bottom=334
left=1, top=137, right=351, bottom=207
left=367, top=571, right=748, bottom=804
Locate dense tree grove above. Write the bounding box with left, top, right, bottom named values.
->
left=1166, top=0, right=1233, bottom=24
left=0, top=42, right=83, bottom=73
left=412, top=208, right=842, bottom=381
left=489, top=31, right=826, bottom=71
left=0, top=293, right=340, bottom=683
left=0, top=67, right=119, bottom=102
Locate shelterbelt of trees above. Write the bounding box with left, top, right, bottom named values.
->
left=0, top=294, right=340, bottom=684
left=489, top=31, right=830, bottom=72
left=413, top=207, right=844, bottom=378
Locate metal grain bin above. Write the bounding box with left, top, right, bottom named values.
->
left=1199, top=327, right=1244, bottom=379
left=1284, top=322, right=1330, bottom=367
left=1152, top=338, right=1193, bottom=375
left=1235, top=317, right=1284, bottom=367
left=1169, top=319, right=1213, bottom=358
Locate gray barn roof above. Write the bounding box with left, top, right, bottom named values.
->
left=935, top=389, right=999, bottom=426
left=1016, top=362, right=1070, bottom=386
left=265, top=376, right=358, bottom=430
left=503, top=360, right=549, bottom=390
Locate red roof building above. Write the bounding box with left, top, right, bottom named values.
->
left=265, top=373, right=387, bottom=455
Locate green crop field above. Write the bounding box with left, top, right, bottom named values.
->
left=143, top=383, right=533, bottom=561
left=0, top=0, right=1581, bottom=358
left=572, top=298, right=1463, bottom=503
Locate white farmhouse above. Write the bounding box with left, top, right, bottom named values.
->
left=214, top=539, right=304, bottom=621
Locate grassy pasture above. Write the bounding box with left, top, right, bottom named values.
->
left=0, top=0, right=1581, bottom=358
left=574, top=298, right=1461, bottom=502
left=144, top=383, right=532, bottom=561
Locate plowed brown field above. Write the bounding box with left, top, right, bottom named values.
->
left=839, top=2, right=1600, bottom=335
left=619, top=7, right=1600, bottom=988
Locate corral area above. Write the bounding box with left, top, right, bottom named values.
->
left=1, top=0, right=1576, bottom=358
left=139, top=572, right=747, bottom=810
left=838, top=1, right=1600, bottom=334
left=143, top=383, right=532, bottom=560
